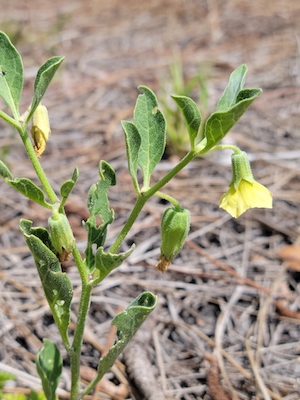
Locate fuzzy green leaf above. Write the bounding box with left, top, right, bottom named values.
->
left=20, top=219, right=73, bottom=343
left=87, top=160, right=115, bottom=224
left=217, top=64, right=247, bottom=112
left=26, top=56, right=64, bottom=123
left=60, top=167, right=79, bottom=199
left=92, top=292, right=157, bottom=387
left=36, top=339, right=62, bottom=400
left=85, top=161, right=116, bottom=271
left=93, top=245, right=135, bottom=283
left=83, top=216, right=108, bottom=273
left=6, top=177, right=51, bottom=208
left=171, top=94, right=202, bottom=149
left=134, top=86, right=166, bottom=189
left=121, top=120, right=141, bottom=193
left=0, top=31, right=24, bottom=119
left=197, top=65, right=262, bottom=153
left=0, top=160, right=12, bottom=179
left=199, top=88, right=262, bottom=153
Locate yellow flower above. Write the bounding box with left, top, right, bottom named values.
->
left=31, top=103, right=51, bottom=157
left=220, top=179, right=272, bottom=218
left=220, top=151, right=272, bottom=218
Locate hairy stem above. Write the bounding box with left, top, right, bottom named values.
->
left=70, top=283, right=93, bottom=400
left=109, top=150, right=196, bottom=253
left=18, top=126, right=59, bottom=204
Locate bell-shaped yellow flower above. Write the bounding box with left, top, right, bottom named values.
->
left=220, top=151, right=272, bottom=218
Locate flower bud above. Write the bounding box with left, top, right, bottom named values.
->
left=48, top=204, right=75, bottom=262
left=156, top=207, right=190, bottom=272
left=31, top=103, right=51, bottom=157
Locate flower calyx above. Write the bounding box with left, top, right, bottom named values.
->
left=48, top=204, right=75, bottom=262
left=156, top=206, right=190, bottom=273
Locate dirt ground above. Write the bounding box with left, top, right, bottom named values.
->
left=1, top=0, right=300, bottom=399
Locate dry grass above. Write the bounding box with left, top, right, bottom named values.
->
left=1, top=0, right=300, bottom=399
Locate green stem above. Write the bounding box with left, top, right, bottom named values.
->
left=0, top=110, right=21, bottom=129
left=80, top=364, right=107, bottom=398
left=18, top=126, right=59, bottom=204
left=0, top=110, right=58, bottom=204
left=212, top=144, right=242, bottom=154
left=155, top=191, right=181, bottom=209
left=70, top=283, right=92, bottom=400
left=109, top=194, right=148, bottom=254
left=72, top=245, right=88, bottom=285
left=109, top=150, right=196, bottom=253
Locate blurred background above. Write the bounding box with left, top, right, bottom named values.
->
left=1, top=0, right=300, bottom=399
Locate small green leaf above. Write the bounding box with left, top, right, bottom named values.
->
left=84, top=161, right=116, bottom=271
left=121, top=120, right=141, bottom=193
left=60, top=167, right=79, bottom=199
left=83, top=216, right=108, bottom=273
left=20, top=219, right=73, bottom=343
left=26, top=56, right=64, bottom=123
left=93, top=292, right=157, bottom=386
left=0, top=160, right=12, bottom=179
left=93, top=245, right=135, bottom=283
left=0, top=31, right=24, bottom=119
left=171, top=94, right=202, bottom=149
left=87, top=160, right=116, bottom=225
left=134, top=86, right=166, bottom=189
left=6, top=177, right=51, bottom=208
left=199, top=88, right=262, bottom=153
left=36, top=339, right=62, bottom=400
left=196, top=65, right=262, bottom=154
left=217, top=64, right=247, bottom=112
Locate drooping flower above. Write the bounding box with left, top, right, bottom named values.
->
left=220, top=151, right=272, bottom=218
left=31, top=103, right=51, bottom=157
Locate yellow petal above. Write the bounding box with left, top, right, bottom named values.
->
left=220, top=179, right=272, bottom=218
left=31, top=104, right=51, bottom=157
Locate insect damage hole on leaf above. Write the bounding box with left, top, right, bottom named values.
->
left=152, top=106, right=158, bottom=114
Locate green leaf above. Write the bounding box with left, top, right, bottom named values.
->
left=83, top=216, right=108, bottom=273
left=0, top=160, right=12, bottom=179
left=121, top=120, right=141, bottom=193
left=134, top=86, right=166, bottom=189
left=20, top=219, right=73, bottom=343
left=6, top=177, right=51, bottom=208
left=196, top=65, right=262, bottom=154
left=0, top=31, right=24, bottom=119
left=92, top=292, right=157, bottom=388
left=87, top=160, right=116, bottom=224
left=60, top=167, right=79, bottom=207
left=93, top=245, right=135, bottom=283
left=36, top=339, right=62, bottom=400
left=84, top=161, right=116, bottom=271
left=171, top=94, right=202, bottom=149
left=26, top=56, right=64, bottom=123
left=217, top=64, right=247, bottom=112
left=199, top=88, right=262, bottom=153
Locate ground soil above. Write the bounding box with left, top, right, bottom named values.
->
left=1, top=0, right=300, bottom=399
